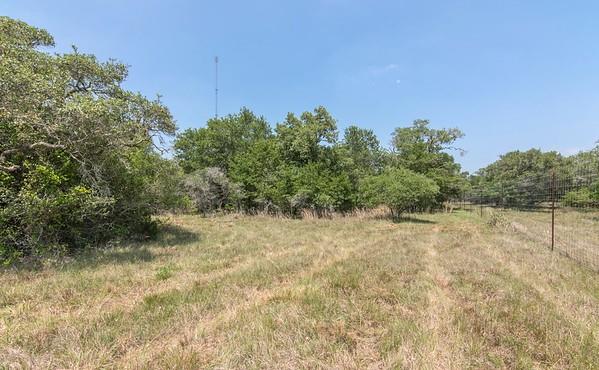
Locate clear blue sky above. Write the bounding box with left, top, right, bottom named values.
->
left=3, top=0, right=599, bottom=172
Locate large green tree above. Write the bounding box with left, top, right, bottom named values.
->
left=228, top=138, right=285, bottom=211
left=0, top=17, right=176, bottom=261
left=339, top=125, right=385, bottom=176
left=275, top=106, right=338, bottom=165
left=391, top=119, right=467, bottom=204
left=174, top=108, right=271, bottom=173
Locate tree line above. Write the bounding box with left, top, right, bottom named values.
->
left=173, top=109, right=468, bottom=217
left=0, top=17, right=471, bottom=263
left=4, top=16, right=598, bottom=265
left=470, top=147, right=599, bottom=208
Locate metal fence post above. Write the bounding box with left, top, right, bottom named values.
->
left=551, top=170, right=556, bottom=252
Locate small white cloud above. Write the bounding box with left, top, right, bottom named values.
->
left=395, top=79, right=401, bottom=84
left=368, top=63, right=399, bottom=76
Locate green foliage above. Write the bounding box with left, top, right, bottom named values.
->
left=156, top=264, right=176, bottom=281
left=285, top=162, right=354, bottom=215
left=391, top=119, right=467, bottom=204
left=338, top=125, right=385, bottom=179
left=174, top=108, right=271, bottom=173
left=228, top=138, right=286, bottom=211
left=275, top=106, right=338, bottom=165
left=174, top=107, right=466, bottom=217
left=0, top=17, right=175, bottom=263
left=473, top=149, right=565, bottom=207
left=563, top=182, right=599, bottom=207
left=360, top=167, right=439, bottom=218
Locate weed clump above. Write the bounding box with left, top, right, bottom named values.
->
left=486, top=211, right=514, bottom=232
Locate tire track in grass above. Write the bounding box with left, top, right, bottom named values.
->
left=428, top=223, right=529, bottom=368
left=418, top=227, right=467, bottom=369
left=2, top=223, right=365, bottom=368
left=114, top=219, right=399, bottom=367
left=119, top=234, right=369, bottom=368
left=130, top=224, right=425, bottom=369
left=0, top=238, right=314, bottom=366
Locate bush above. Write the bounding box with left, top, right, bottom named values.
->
left=563, top=188, right=597, bottom=207
left=0, top=17, right=176, bottom=263
left=562, top=181, right=599, bottom=208
left=183, top=167, right=242, bottom=214
left=360, top=167, right=439, bottom=219
left=0, top=166, right=114, bottom=262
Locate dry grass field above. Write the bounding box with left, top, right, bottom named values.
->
left=1, top=211, right=599, bottom=369
left=491, top=207, right=599, bottom=271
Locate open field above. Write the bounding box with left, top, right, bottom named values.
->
left=2, top=212, right=599, bottom=369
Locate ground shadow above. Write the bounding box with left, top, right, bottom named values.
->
left=70, top=223, right=203, bottom=270
left=2, top=223, right=202, bottom=272
left=151, top=223, right=201, bottom=247
left=392, top=216, right=437, bottom=224
left=372, top=213, right=437, bottom=224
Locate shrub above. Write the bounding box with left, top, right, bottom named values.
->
left=360, top=167, right=439, bottom=219
left=562, top=180, right=599, bottom=208
left=183, top=167, right=242, bottom=214
left=0, top=17, right=176, bottom=263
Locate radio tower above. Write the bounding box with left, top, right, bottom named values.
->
left=214, top=56, right=219, bottom=118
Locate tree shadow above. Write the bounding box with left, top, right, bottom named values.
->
left=372, top=213, right=437, bottom=224
left=72, top=247, right=157, bottom=269
left=3, top=223, right=202, bottom=272
left=392, top=216, right=437, bottom=224
left=70, top=224, right=202, bottom=270
left=148, top=223, right=202, bottom=247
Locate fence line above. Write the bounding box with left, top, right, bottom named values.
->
left=461, top=160, right=599, bottom=271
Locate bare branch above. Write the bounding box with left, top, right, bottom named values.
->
left=0, top=141, right=66, bottom=173
left=0, top=164, right=19, bottom=173
left=28, top=142, right=65, bottom=150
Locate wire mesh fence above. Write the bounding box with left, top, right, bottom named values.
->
left=461, top=159, right=599, bottom=271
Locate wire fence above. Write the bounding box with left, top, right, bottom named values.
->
left=460, top=160, right=599, bottom=271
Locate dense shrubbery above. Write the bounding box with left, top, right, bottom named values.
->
left=563, top=182, right=599, bottom=207
left=359, top=167, right=439, bottom=218
left=0, top=17, right=176, bottom=262
left=174, top=109, right=467, bottom=217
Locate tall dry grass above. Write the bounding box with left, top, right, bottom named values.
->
left=1, top=211, right=598, bottom=369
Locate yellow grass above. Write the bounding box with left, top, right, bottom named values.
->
left=1, top=211, right=598, bottom=369
left=483, top=207, right=599, bottom=270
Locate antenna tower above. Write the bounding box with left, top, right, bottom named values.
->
left=214, top=56, right=219, bottom=118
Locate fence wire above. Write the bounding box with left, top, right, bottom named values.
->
left=461, top=160, right=599, bottom=271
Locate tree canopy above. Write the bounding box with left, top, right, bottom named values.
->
left=360, top=167, right=439, bottom=218
left=173, top=110, right=467, bottom=216
left=0, top=17, right=175, bottom=262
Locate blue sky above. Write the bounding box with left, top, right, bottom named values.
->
left=3, top=0, right=599, bottom=172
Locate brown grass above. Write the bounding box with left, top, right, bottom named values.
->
left=483, top=207, right=599, bottom=270
left=1, top=211, right=598, bottom=369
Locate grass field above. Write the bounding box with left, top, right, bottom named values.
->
left=1, top=211, right=599, bottom=369
left=492, top=207, right=599, bottom=271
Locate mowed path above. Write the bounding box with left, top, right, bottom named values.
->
left=1, top=212, right=598, bottom=369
